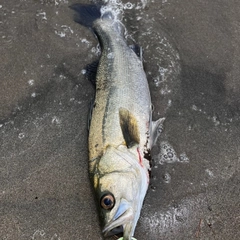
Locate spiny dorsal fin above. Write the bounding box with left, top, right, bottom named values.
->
left=119, top=108, right=140, bottom=148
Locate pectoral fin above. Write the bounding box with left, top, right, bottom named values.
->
left=119, top=108, right=140, bottom=148
left=149, top=118, right=165, bottom=148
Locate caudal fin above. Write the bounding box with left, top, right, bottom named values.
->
left=69, top=4, right=101, bottom=28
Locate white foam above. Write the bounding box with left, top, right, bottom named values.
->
left=124, top=2, right=134, bottom=9
left=107, top=52, right=114, bottom=59
left=55, top=25, right=73, bottom=38
left=28, top=79, right=34, bottom=86
left=81, top=69, right=86, bottom=75
left=54, top=0, right=68, bottom=6
left=205, top=169, right=214, bottom=178
left=141, top=203, right=189, bottom=233
left=18, top=133, right=25, bottom=139
left=36, top=10, right=47, bottom=21
left=52, top=116, right=61, bottom=125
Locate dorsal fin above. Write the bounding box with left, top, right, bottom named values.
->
left=86, top=60, right=99, bottom=86
left=119, top=108, right=140, bottom=148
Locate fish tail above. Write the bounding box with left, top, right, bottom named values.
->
left=70, top=3, right=124, bottom=34
left=69, top=4, right=102, bottom=28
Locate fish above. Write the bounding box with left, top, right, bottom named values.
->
left=70, top=3, right=164, bottom=240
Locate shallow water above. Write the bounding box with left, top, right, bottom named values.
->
left=0, top=0, right=240, bottom=239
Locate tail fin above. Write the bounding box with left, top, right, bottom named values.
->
left=69, top=4, right=101, bottom=28
left=70, top=3, right=125, bottom=37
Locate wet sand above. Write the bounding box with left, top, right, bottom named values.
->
left=0, top=0, right=239, bottom=239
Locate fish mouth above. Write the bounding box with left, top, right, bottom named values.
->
left=103, top=199, right=134, bottom=238
left=103, top=225, right=123, bottom=237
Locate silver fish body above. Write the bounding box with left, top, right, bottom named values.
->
left=89, top=19, right=152, bottom=170
left=71, top=4, right=164, bottom=240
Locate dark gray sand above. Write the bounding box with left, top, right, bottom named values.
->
left=0, top=0, right=239, bottom=239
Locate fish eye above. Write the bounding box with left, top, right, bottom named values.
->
left=100, top=193, right=115, bottom=210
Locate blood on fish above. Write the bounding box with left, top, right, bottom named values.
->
left=137, top=147, right=149, bottom=184
left=146, top=121, right=149, bottom=129
left=137, top=147, right=144, bottom=167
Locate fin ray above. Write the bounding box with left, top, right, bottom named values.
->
left=69, top=4, right=101, bottom=28
left=86, top=60, right=99, bottom=86
left=149, top=118, right=165, bottom=148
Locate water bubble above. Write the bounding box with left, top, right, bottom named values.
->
left=173, top=202, right=179, bottom=208
left=158, top=127, right=163, bottom=133
left=107, top=52, right=114, bottom=59
left=152, top=175, right=157, bottom=180
left=28, top=79, right=34, bottom=86
left=192, top=105, right=198, bottom=111
left=168, top=99, right=172, bottom=107
left=91, top=45, right=101, bottom=56
left=18, top=133, right=25, bottom=139
left=175, top=215, right=184, bottom=222
left=159, top=141, right=179, bottom=164
left=205, top=169, right=214, bottom=178
left=212, top=115, right=220, bottom=126
left=160, top=86, right=171, bottom=95
left=150, top=185, right=156, bottom=191
left=124, top=2, right=134, bottom=9
left=153, top=77, right=161, bottom=87
left=36, top=10, right=47, bottom=21
left=179, top=153, right=189, bottom=163
left=52, top=116, right=61, bottom=125
left=163, top=173, right=171, bottom=183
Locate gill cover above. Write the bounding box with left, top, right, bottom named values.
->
left=94, top=145, right=149, bottom=239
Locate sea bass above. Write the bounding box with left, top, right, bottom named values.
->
left=70, top=3, right=164, bottom=240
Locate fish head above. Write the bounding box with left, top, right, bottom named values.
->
left=92, top=145, right=149, bottom=239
